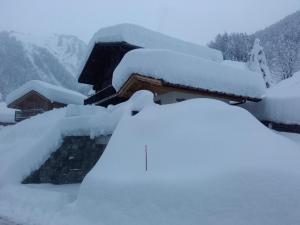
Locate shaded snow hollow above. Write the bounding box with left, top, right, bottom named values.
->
left=6, top=80, right=86, bottom=106
left=77, top=23, right=223, bottom=78
left=113, top=49, right=266, bottom=99
left=1, top=92, right=300, bottom=225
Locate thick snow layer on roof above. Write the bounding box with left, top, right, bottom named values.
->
left=244, top=71, right=300, bottom=124
left=6, top=80, right=86, bottom=106
left=0, top=103, right=15, bottom=123
left=75, top=99, right=300, bottom=225
left=221, top=60, right=249, bottom=71
left=113, top=49, right=266, bottom=99
left=77, top=23, right=223, bottom=78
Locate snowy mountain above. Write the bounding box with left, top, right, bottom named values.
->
left=0, top=31, right=88, bottom=98
left=255, top=11, right=300, bottom=80
left=209, top=10, right=300, bottom=82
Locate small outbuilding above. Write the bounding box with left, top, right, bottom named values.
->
left=6, top=80, right=86, bottom=121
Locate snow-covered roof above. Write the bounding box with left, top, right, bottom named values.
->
left=6, top=80, right=86, bottom=106
left=113, top=49, right=266, bottom=99
left=0, top=103, right=15, bottom=123
left=244, top=71, right=300, bottom=124
left=77, top=23, right=223, bottom=78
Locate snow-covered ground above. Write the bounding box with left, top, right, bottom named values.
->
left=1, top=92, right=300, bottom=225
left=244, top=71, right=300, bottom=124
left=279, top=132, right=300, bottom=144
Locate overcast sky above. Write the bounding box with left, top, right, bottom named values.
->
left=0, top=0, right=299, bottom=45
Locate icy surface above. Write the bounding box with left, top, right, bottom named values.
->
left=78, top=23, right=223, bottom=78
left=113, top=49, right=266, bottom=99
left=0, top=103, right=15, bottom=123
left=244, top=71, right=300, bottom=124
left=6, top=80, right=86, bottom=106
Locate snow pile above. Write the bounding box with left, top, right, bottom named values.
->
left=113, top=49, right=266, bottom=99
left=0, top=91, right=154, bottom=187
left=70, top=98, right=300, bottom=225
left=6, top=80, right=86, bottom=106
left=78, top=23, right=223, bottom=78
left=244, top=71, right=300, bottom=124
left=1, top=96, right=300, bottom=225
left=0, top=103, right=15, bottom=124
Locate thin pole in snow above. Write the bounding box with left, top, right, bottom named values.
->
left=145, top=145, right=148, bottom=172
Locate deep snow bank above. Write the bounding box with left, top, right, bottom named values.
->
left=244, top=71, right=300, bottom=124
left=0, top=91, right=154, bottom=187
left=75, top=99, right=300, bottom=225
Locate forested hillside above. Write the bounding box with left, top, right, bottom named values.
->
left=209, top=10, right=300, bottom=82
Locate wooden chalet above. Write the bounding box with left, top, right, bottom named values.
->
left=6, top=80, right=86, bottom=122
left=78, top=24, right=262, bottom=107
left=80, top=45, right=264, bottom=105
left=8, top=90, right=65, bottom=122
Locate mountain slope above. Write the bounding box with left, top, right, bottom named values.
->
left=209, top=10, right=300, bottom=82
left=0, top=31, right=88, bottom=98
left=255, top=10, right=300, bottom=79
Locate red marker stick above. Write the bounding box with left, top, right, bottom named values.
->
left=145, top=145, right=148, bottom=172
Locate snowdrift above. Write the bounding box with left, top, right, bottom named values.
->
left=0, top=91, right=154, bottom=187
left=73, top=98, right=300, bottom=225
left=244, top=71, right=300, bottom=124
left=1, top=94, right=300, bottom=225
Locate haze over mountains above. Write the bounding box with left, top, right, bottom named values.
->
left=0, top=31, right=88, bottom=99
left=209, top=10, right=300, bottom=82
left=0, top=10, right=299, bottom=100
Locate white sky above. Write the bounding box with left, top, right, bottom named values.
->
left=0, top=0, right=299, bottom=45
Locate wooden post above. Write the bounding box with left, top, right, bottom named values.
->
left=145, top=145, right=148, bottom=172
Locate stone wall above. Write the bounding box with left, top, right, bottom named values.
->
left=22, top=135, right=110, bottom=185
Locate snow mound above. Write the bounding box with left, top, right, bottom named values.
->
left=6, top=80, right=86, bottom=106
left=0, top=102, right=15, bottom=123
left=244, top=71, right=300, bottom=124
left=0, top=91, right=154, bottom=187
left=74, top=98, right=300, bottom=225
left=78, top=23, right=223, bottom=78
left=113, top=49, right=266, bottom=99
